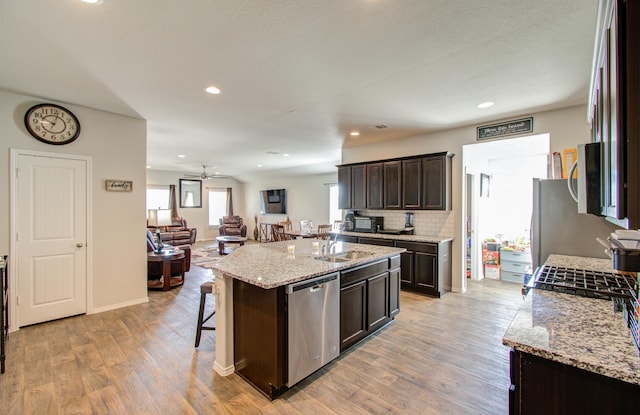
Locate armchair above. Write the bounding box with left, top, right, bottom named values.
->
left=218, top=215, right=247, bottom=237
left=146, top=230, right=191, bottom=280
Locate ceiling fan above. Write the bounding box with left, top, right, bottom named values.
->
left=183, top=165, right=229, bottom=180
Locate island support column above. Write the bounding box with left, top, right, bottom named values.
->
left=213, top=272, right=234, bottom=376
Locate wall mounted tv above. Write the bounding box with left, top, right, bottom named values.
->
left=260, top=188, right=287, bottom=214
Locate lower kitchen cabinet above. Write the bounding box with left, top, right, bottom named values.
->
left=509, top=349, right=640, bottom=414
left=395, top=240, right=452, bottom=297
left=340, top=256, right=400, bottom=352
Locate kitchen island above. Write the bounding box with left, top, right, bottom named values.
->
left=210, top=238, right=405, bottom=399
left=503, top=255, right=640, bottom=414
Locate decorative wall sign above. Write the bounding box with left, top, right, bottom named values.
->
left=477, top=117, right=533, bottom=140
left=105, top=179, right=133, bottom=192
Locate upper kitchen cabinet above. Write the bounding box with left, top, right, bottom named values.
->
left=402, top=159, right=422, bottom=209
left=352, top=165, right=367, bottom=209
left=383, top=161, right=402, bottom=209
left=423, top=153, right=453, bottom=210
left=589, top=0, right=640, bottom=228
left=337, top=152, right=454, bottom=211
left=338, top=166, right=352, bottom=209
left=366, top=163, right=384, bottom=209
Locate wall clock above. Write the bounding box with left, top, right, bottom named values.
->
left=24, top=103, right=81, bottom=145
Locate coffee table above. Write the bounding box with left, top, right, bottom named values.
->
left=147, top=249, right=186, bottom=291
left=216, top=235, right=247, bottom=255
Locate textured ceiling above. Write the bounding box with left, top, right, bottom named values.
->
left=0, top=0, right=597, bottom=180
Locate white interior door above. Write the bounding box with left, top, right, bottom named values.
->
left=16, top=154, right=87, bottom=327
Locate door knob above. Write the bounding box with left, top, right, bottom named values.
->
left=76, top=243, right=84, bottom=248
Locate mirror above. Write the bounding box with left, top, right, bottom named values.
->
left=179, top=179, right=202, bottom=208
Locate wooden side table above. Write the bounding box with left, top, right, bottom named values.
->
left=147, top=249, right=186, bottom=291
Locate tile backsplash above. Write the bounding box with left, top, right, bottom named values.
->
left=356, top=210, right=455, bottom=238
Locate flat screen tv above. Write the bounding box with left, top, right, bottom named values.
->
left=260, top=188, right=287, bottom=214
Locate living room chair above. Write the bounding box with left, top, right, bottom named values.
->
left=218, top=216, right=247, bottom=237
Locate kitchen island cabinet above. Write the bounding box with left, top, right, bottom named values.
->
left=212, top=239, right=404, bottom=399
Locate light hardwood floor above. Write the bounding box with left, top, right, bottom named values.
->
left=1, top=259, right=523, bottom=414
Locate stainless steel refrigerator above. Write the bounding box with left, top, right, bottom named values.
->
left=531, top=178, right=622, bottom=269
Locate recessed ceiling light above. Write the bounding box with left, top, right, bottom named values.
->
left=282, top=153, right=290, bottom=157
left=81, top=0, right=103, bottom=4
left=177, top=154, right=186, bottom=158
left=205, top=86, right=221, bottom=95
left=146, top=165, right=151, bottom=169
left=477, top=101, right=495, bottom=109
left=257, top=164, right=263, bottom=168
left=350, top=131, right=360, bottom=136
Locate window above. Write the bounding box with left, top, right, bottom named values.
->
left=329, top=184, right=341, bottom=225
left=208, top=188, right=228, bottom=226
left=146, top=186, right=170, bottom=217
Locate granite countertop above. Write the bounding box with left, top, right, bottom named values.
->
left=332, top=230, right=454, bottom=243
left=503, top=254, right=640, bottom=386
left=210, top=239, right=405, bottom=289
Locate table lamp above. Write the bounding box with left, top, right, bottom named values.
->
left=148, top=209, right=172, bottom=253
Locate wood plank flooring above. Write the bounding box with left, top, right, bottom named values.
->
left=1, top=261, right=523, bottom=414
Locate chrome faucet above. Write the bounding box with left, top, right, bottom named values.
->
left=328, top=233, right=339, bottom=254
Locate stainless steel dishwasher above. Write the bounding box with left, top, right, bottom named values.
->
left=286, top=272, right=340, bottom=387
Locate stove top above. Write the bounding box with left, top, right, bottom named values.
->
left=533, top=265, right=636, bottom=301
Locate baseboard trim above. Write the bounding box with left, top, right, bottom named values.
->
left=213, top=361, right=235, bottom=376
left=89, top=297, right=149, bottom=314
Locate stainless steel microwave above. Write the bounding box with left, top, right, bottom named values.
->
left=353, top=216, right=384, bottom=233
left=568, top=142, right=602, bottom=215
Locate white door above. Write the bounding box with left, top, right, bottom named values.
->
left=16, top=154, right=87, bottom=327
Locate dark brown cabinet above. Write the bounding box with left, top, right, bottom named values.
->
left=351, top=165, right=367, bottom=209
left=339, top=256, right=400, bottom=352
left=336, top=152, right=453, bottom=211
left=402, top=158, right=422, bottom=209
left=366, top=162, right=384, bottom=209
left=338, top=166, right=352, bottom=209
left=395, top=240, right=451, bottom=297
left=339, top=280, right=367, bottom=349
left=423, top=154, right=452, bottom=210
left=509, top=349, right=640, bottom=414
left=358, top=236, right=394, bottom=247
left=384, top=161, right=402, bottom=209
left=589, top=0, right=640, bottom=228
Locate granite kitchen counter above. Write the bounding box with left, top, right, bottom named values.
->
left=332, top=230, right=453, bottom=243
left=211, top=238, right=405, bottom=289
left=503, top=254, right=640, bottom=386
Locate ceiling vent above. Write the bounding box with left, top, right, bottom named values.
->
left=369, top=124, right=390, bottom=130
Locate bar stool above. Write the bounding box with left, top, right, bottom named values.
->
left=195, top=281, right=216, bottom=347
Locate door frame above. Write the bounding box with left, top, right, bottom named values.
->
left=9, top=148, right=93, bottom=332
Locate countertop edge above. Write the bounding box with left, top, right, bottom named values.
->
left=332, top=230, right=454, bottom=243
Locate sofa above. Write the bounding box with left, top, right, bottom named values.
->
left=218, top=215, right=247, bottom=237
left=147, top=217, right=196, bottom=245
left=146, top=230, right=191, bottom=280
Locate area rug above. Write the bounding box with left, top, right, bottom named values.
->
left=190, top=246, right=223, bottom=269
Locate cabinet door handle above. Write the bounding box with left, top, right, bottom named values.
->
left=76, top=243, right=84, bottom=248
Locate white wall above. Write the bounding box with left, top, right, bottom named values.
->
left=146, top=169, right=245, bottom=241
left=0, top=90, right=148, bottom=320
left=241, top=173, right=338, bottom=237
left=342, top=105, right=591, bottom=293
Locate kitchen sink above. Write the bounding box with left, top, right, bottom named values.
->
left=315, top=255, right=350, bottom=263
left=314, top=250, right=374, bottom=263
left=336, top=250, right=374, bottom=260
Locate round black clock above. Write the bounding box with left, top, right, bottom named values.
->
left=24, top=103, right=81, bottom=145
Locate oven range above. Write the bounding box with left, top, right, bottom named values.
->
left=531, top=264, right=636, bottom=300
